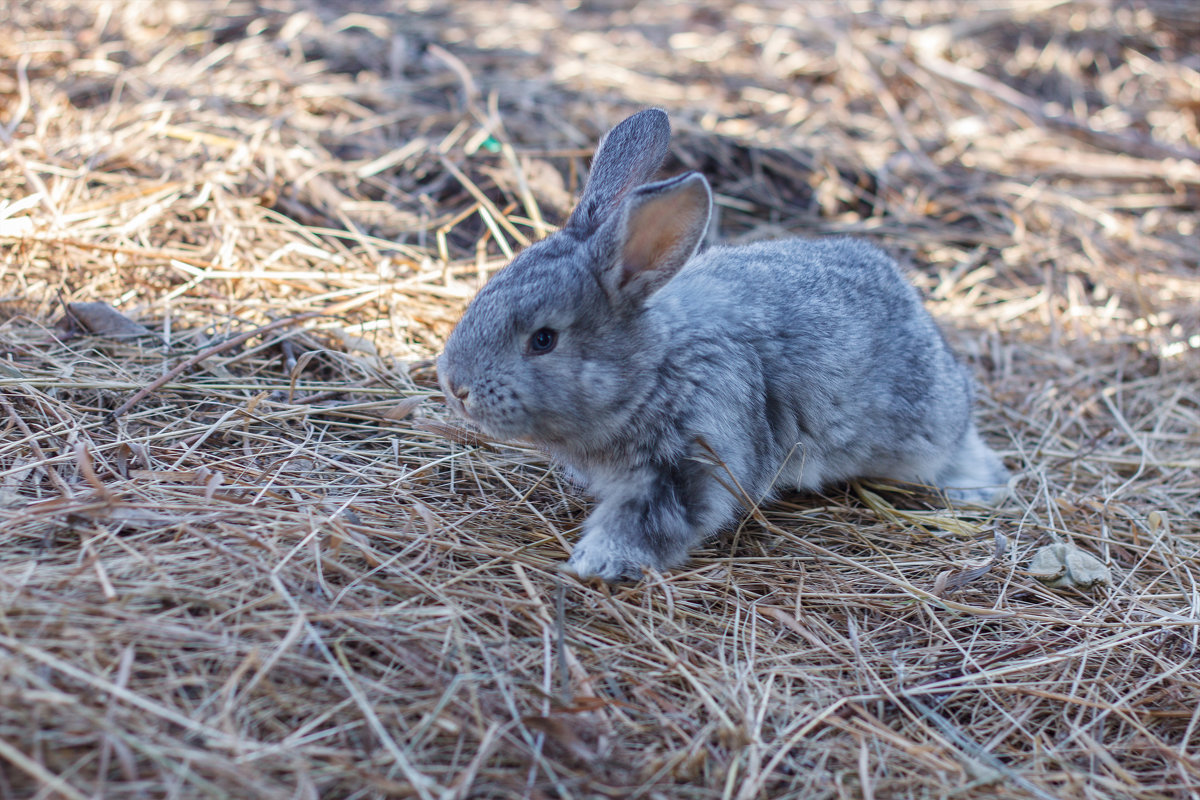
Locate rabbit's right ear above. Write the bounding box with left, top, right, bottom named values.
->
left=566, top=109, right=671, bottom=234
left=595, top=171, right=711, bottom=305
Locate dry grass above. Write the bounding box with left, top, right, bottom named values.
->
left=1, top=1, right=1199, bottom=798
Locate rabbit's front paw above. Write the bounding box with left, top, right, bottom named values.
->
left=564, top=530, right=657, bottom=583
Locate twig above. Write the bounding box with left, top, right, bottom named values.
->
left=105, top=313, right=319, bottom=422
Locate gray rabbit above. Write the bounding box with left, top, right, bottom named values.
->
left=437, top=109, right=1008, bottom=581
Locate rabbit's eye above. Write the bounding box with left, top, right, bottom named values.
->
left=527, top=328, right=558, bottom=355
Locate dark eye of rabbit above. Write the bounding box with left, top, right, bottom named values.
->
left=527, top=328, right=557, bottom=355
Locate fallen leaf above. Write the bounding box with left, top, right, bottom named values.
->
left=521, top=715, right=597, bottom=763
left=382, top=396, right=425, bottom=420
left=1028, top=543, right=1111, bottom=590
left=936, top=529, right=1009, bottom=595
left=63, top=301, right=155, bottom=339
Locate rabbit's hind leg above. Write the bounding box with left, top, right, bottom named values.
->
left=932, top=425, right=1010, bottom=506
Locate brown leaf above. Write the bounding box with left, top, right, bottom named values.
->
left=936, top=528, right=1009, bottom=595
left=63, top=302, right=155, bottom=339
left=521, top=715, right=597, bottom=763
left=382, top=396, right=426, bottom=420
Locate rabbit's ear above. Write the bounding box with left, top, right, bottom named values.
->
left=598, top=172, right=711, bottom=304
left=567, top=109, right=671, bottom=234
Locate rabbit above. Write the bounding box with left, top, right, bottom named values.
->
left=437, top=108, right=1009, bottom=582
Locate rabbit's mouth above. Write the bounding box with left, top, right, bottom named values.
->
left=442, top=391, right=468, bottom=419
left=444, top=396, right=522, bottom=442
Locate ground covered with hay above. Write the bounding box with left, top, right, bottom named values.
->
left=1, top=1, right=1198, bottom=798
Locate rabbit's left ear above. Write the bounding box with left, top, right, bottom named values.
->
left=594, top=172, right=712, bottom=305
left=567, top=109, right=671, bottom=234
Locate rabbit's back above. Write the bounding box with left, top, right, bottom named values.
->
left=652, top=236, right=975, bottom=495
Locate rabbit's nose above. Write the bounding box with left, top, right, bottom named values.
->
left=448, top=382, right=470, bottom=403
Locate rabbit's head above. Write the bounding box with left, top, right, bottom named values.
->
left=437, top=109, right=711, bottom=448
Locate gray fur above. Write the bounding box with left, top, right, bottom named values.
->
left=437, top=109, right=1009, bottom=581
